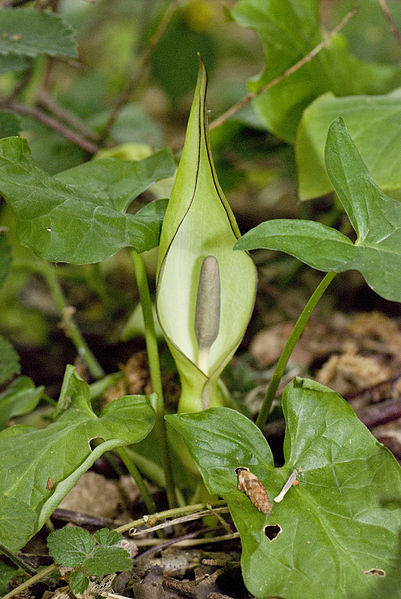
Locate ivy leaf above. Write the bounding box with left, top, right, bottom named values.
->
left=0, top=138, right=174, bottom=263
left=93, top=528, right=122, bottom=547
left=69, top=571, right=89, bottom=594
left=0, top=376, right=44, bottom=430
left=0, top=336, right=20, bottom=385
left=0, top=9, right=77, bottom=58
left=231, top=0, right=401, bottom=142
left=0, top=494, right=36, bottom=554
left=296, top=90, right=401, bottom=200
left=47, top=527, right=95, bottom=568
left=167, top=377, right=401, bottom=599
left=83, top=546, right=132, bottom=577
left=236, top=117, right=401, bottom=302
left=0, top=366, right=155, bottom=551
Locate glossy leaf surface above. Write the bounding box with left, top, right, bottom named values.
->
left=297, top=90, right=401, bottom=199
left=236, top=118, right=401, bottom=302
left=168, top=377, right=401, bottom=598
left=0, top=366, right=155, bottom=551
left=0, top=138, right=174, bottom=263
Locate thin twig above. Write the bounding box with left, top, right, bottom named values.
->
left=2, top=564, right=58, bottom=599
left=115, top=499, right=226, bottom=535
left=0, top=543, right=37, bottom=576
left=137, top=526, right=218, bottom=559
left=37, top=91, right=100, bottom=142
left=134, top=532, right=240, bottom=547
left=131, top=506, right=230, bottom=536
left=7, top=103, right=99, bottom=154
left=210, top=5, right=358, bottom=131
left=99, top=0, right=180, bottom=141
left=379, top=0, right=401, bottom=47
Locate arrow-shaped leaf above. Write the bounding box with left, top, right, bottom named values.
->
left=236, top=117, right=401, bottom=302
left=0, top=137, right=174, bottom=264
left=0, top=366, right=155, bottom=551
left=167, top=377, right=401, bottom=599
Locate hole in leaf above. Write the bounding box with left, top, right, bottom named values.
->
left=264, top=524, right=282, bottom=541
left=364, top=568, right=386, bottom=577
left=88, top=437, right=105, bottom=451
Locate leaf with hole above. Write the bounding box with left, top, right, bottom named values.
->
left=0, top=366, right=155, bottom=551
left=167, top=377, right=401, bottom=599
left=0, top=138, right=175, bottom=263
left=236, top=117, right=401, bottom=303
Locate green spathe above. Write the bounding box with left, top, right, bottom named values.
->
left=156, top=60, right=257, bottom=412
left=167, top=377, right=401, bottom=599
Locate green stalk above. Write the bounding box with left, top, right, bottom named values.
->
left=0, top=543, right=37, bottom=576
left=130, top=250, right=177, bottom=508
left=39, top=261, right=105, bottom=379
left=116, top=447, right=157, bottom=514
left=2, top=564, right=57, bottom=599
left=115, top=499, right=226, bottom=534
left=256, top=271, right=337, bottom=430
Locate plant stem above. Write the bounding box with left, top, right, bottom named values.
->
left=130, top=250, right=177, bottom=508
left=115, top=499, right=226, bottom=534
left=39, top=261, right=105, bottom=379
left=116, top=447, right=157, bottom=514
left=256, top=271, right=337, bottom=430
left=2, top=563, right=57, bottom=599
left=0, top=543, right=37, bottom=576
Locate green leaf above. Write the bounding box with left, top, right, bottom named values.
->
left=167, top=377, right=401, bottom=599
left=0, top=376, right=44, bottom=430
left=297, top=90, right=401, bottom=200
left=156, top=60, right=257, bottom=413
left=47, top=527, right=95, bottom=568
left=0, top=54, right=26, bottom=73
left=232, top=0, right=401, bottom=142
left=0, top=138, right=174, bottom=263
left=0, top=335, right=20, bottom=385
left=56, top=149, right=175, bottom=212
left=0, top=366, right=155, bottom=551
left=0, top=9, right=77, bottom=58
left=93, top=528, right=122, bottom=546
left=0, top=111, right=21, bottom=138
left=69, top=571, right=89, bottom=594
left=236, top=118, right=401, bottom=302
left=83, top=545, right=132, bottom=576
left=0, top=494, right=36, bottom=553
left=0, top=232, right=12, bottom=290
left=0, top=562, right=20, bottom=595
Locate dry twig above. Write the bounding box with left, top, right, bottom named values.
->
left=100, top=0, right=181, bottom=142
left=209, top=6, right=358, bottom=131
left=379, top=0, right=401, bottom=47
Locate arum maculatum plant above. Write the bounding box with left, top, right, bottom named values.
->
left=166, top=115, right=401, bottom=597
left=156, top=59, right=257, bottom=413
